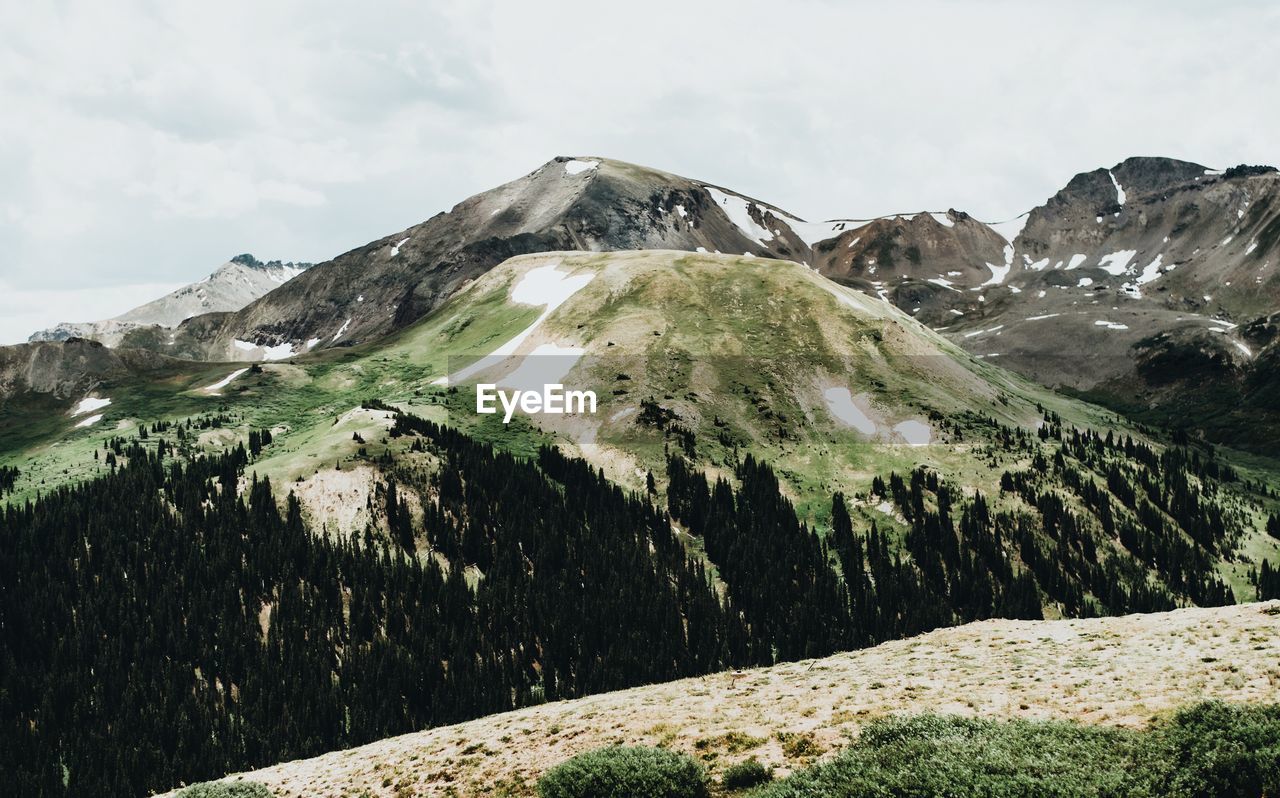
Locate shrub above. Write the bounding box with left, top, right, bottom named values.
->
left=1132, top=701, right=1280, bottom=797
left=756, top=714, right=1138, bottom=797
left=175, top=781, right=274, bottom=798
left=754, top=703, right=1280, bottom=798
left=537, top=745, right=709, bottom=798
left=722, top=758, right=773, bottom=790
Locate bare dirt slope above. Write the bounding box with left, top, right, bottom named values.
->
left=183, top=602, right=1280, bottom=798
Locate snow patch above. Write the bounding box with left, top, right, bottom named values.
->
left=963, top=325, right=1004, bottom=338
left=1067, top=253, right=1088, bottom=270
left=203, top=368, right=249, bottom=393
left=74, top=414, right=103, bottom=429
left=261, top=343, right=294, bottom=361
left=499, top=343, right=586, bottom=392
left=436, top=262, right=596, bottom=385
left=1108, top=170, right=1127, bottom=206
left=72, top=396, right=111, bottom=416
left=1135, top=254, right=1165, bottom=286
left=390, top=237, right=410, bottom=257
left=331, top=319, right=352, bottom=342
left=1094, top=320, right=1129, bottom=331
left=705, top=186, right=774, bottom=245
left=564, top=159, right=599, bottom=176
left=1077, top=277, right=1094, bottom=287
left=1025, top=313, right=1061, bottom=321
left=982, top=262, right=1011, bottom=286
left=1098, top=250, right=1137, bottom=276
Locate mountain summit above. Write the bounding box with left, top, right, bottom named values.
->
left=28, top=254, right=310, bottom=347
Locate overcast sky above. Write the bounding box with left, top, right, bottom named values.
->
left=1, top=0, right=1277, bottom=344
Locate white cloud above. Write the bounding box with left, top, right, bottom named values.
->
left=1, top=0, right=1278, bottom=344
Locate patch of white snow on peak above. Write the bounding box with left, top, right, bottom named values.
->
left=705, top=186, right=775, bottom=245
left=72, top=396, right=111, bottom=416
left=390, top=237, right=410, bottom=257
left=1221, top=235, right=1234, bottom=247
left=1026, top=313, right=1061, bottom=321
left=1233, top=340, right=1253, bottom=358
left=1095, top=319, right=1129, bottom=331
left=203, top=368, right=249, bottom=393
left=564, top=159, right=599, bottom=176
left=233, top=339, right=257, bottom=352
left=305, top=338, right=321, bottom=349
left=1246, top=240, right=1258, bottom=255
left=1077, top=277, right=1094, bottom=287
left=989, top=213, right=1030, bottom=244
left=982, top=262, right=1012, bottom=286
left=1067, top=254, right=1088, bottom=270
left=1108, top=170, right=1127, bottom=206
left=331, top=318, right=352, bottom=342
left=1098, top=250, right=1137, bottom=276
left=823, top=388, right=877, bottom=435
left=674, top=204, right=687, bottom=218
left=929, top=277, right=961, bottom=292
left=75, top=414, right=103, bottom=429
left=893, top=420, right=932, bottom=446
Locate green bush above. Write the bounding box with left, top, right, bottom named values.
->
left=537, top=745, right=709, bottom=798
left=175, top=780, right=273, bottom=798
left=756, top=713, right=1138, bottom=797
left=753, top=703, right=1280, bottom=798
left=1133, top=701, right=1280, bottom=797
left=722, top=757, right=772, bottom=790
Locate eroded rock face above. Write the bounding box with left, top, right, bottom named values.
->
left=0, top=338, right=176, bottom=401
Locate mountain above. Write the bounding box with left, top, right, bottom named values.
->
left=936, top=158, right=1280, bottom=448
left=28, top=254, right=311, bottom=347
left=156, top=157, right=820, bottom=361
left=0, top=338, right=177, bottom=402
left=163, top=601, right=1280, bottom=797
left=3, top=249, right=1278, bottom=797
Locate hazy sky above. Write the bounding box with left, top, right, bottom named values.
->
left=2, top=0, right=1277, bottom=343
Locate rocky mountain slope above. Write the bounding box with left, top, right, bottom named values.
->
left=169, top=602, right=1280, bottom=798
left=161, top=157, right=823, bottom=361
left=29, top=254, right=310, bottom=347
left=939, top=159, right=1280, bottom=448
left=6, top=251, right=1274, bottom=601
left=0, top=338, right=177, bottom=402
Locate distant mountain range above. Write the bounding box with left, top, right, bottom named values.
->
left=28, top=254, right=311, bottom=347
left=33, top=154, right=1276, bottom=447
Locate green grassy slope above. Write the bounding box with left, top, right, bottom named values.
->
left=2, top=250, right=1278, bottom=603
